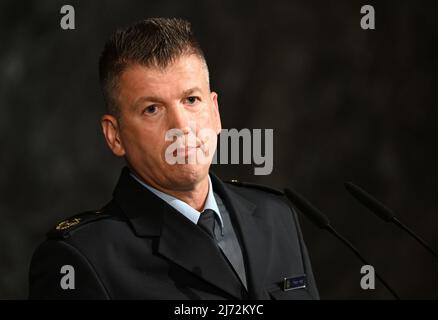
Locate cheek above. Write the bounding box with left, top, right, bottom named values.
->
left=144, top=130, right=168, bottom=155
left=198, top=125, right=218, bottom=154
left=195, top=104, right=217, bottom=129
left=209, top=103, right=220, bottom=128
left=123, top=123, right=166, bottom=154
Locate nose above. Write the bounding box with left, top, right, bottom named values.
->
left=169, top=105, right=190, bottom=134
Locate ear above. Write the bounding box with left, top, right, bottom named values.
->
left=101, top=114, right=126, bottom=157
left=210, top=91, right=222, bottom=135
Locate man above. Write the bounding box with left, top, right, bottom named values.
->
left=28, top=18, right=319, bottom=300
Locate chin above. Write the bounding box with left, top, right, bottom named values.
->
left=166, top=163, right=209, bottom=189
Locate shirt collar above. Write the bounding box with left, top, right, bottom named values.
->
left=130, top=172, right=224, bottom=230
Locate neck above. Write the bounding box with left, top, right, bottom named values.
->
left=162, top=178, right=209, bottom=212
left=132, top=170, right=210, bottom=212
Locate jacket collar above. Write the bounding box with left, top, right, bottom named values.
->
left=112, top=166, right=164, bottom=236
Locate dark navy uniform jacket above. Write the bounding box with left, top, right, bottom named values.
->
left=29, top=167, right=319, bottom=300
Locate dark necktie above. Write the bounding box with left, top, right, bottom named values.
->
left=198, top=209, right=216, bottom=239
left=199, top=203, right=248, bottom=291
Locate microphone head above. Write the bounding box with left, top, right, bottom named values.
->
left=284, top=188, right=330, bottom=229
left=344, top=182, right=395, bottom=222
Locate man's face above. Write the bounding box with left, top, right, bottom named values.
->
left=102, top=54, right=221, bottom=191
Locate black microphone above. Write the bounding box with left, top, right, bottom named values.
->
left=284, top=187, right=400, bottom=300
left=344, top=181, right=438, bottom=260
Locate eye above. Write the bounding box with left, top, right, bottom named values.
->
left=185, top=96, right=199, bottom=105
left=144, top=105, right=158, bottom=114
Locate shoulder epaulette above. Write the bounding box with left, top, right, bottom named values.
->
left=47, top=207, right=112, bottom=240
left=225, top=179, right=284, bottom=196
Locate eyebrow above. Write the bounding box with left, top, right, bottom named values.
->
left=132, top=87, right=203, bottom=109
left=132, top=95, right=164, bottom=109
left=181, top=86, right=202, bottom=96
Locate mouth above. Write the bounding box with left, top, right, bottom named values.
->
left=173, top=146, right=199, bottom=158
left=165, top=134, right=211, bottom=164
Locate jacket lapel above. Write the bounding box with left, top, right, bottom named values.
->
left=211, top=173, right=273, bottom=299
left=158, top=208, right=243, bottom=299
left=112, top=167, right=243, bottom=299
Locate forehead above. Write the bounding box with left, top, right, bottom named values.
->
left=117, top=54, right=209, bottom=99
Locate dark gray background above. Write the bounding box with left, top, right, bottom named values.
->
left=1, top=0, right=437, bottom=299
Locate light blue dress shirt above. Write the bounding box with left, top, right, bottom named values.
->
left=130, top=173, right=224, bottom=231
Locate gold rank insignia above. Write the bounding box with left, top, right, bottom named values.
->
left=55, top=218, right=81, bottom=231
